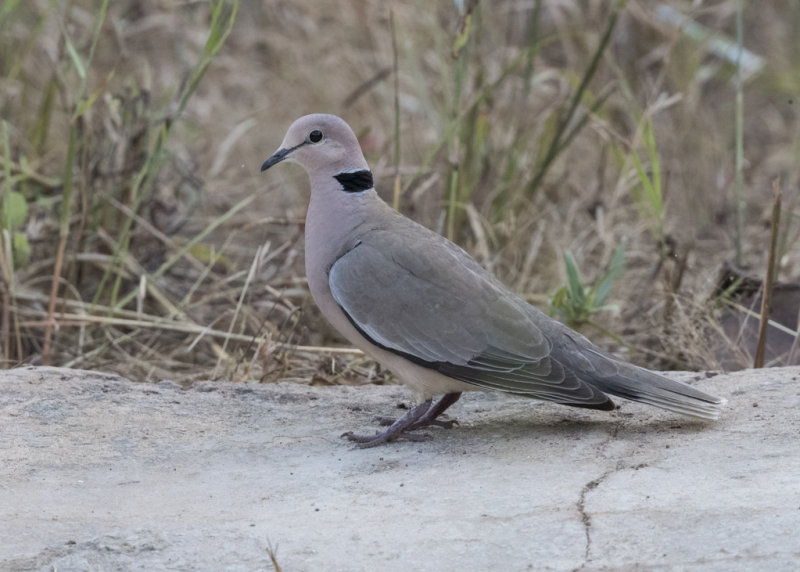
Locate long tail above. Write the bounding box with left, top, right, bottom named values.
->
left=591, top=357, right=726, bottom=420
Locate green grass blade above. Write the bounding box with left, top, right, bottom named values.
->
left=0, top=0, right=21, bottom=30
left=593, top=243, right=626, bottom=307
left=177, top=0, right=238, bottom=116
left=645, top=120, right=662, bottom=211
left=631, top=149, right=654, bottom=211
left=62, top=32, right=86, bottom=82
left=563, top=250, right=586, bottom=307
left=525, top=0, right=626, bottom=196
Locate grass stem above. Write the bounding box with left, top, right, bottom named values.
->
left=754, top=180, right=781, bottom=368
left=734, top=0, right=745, bottom=267
left=525, top=0, right=626, bottom=196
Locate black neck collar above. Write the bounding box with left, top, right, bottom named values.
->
left=334, top=170, right=373, bottom=193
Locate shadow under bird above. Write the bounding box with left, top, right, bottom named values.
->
left=261, top=113, right=725, bottom=448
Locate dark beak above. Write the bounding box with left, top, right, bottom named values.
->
left=261, top=148, right=291, bottom=172
left=260, top=141, right=306, bottom=172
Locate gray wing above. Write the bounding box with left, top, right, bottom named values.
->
left=328, top=226, right=614, bottom=409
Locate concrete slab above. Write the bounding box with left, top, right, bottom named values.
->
left=1, top=366, right=798, bottom=571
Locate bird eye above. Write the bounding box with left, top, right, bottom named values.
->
left=309, top=130, right=323, bottom=143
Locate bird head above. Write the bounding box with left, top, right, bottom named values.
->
left=261, top=114, right=369, bottom=176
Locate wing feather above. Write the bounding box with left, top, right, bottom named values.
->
left=328, top=226, right=614, bottom=409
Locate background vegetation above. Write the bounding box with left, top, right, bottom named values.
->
left=1, top=0, right=798, bottom=384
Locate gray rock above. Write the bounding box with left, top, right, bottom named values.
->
left=1, top=366, right=798, bottom=571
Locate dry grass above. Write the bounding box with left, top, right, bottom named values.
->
left=1, top=0, right=799, bottom=383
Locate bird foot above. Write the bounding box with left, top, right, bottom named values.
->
left=374, top=416, right=459, bottom=430
left=341, top=393, right=463, bottom=449
left=341, top=429, right=431, bottom=448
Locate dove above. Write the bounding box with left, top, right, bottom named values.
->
left=261, top=113, right=724, bottom=448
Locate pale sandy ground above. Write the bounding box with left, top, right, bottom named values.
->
left=1, top=365, right=799, bottom=571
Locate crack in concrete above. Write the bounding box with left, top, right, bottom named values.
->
left=575, top=421, right=626, bottom=571
left=573, top=451, right=660, bottom=570
left=576, top=469, right=610, bottom=570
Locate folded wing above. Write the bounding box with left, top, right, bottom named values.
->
left=328, top=227, right=615, bottom=410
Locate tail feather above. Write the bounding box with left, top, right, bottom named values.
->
left=593, top=363, right=725, bottom=420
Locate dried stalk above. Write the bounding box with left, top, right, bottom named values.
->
left=18, top=308, right=364, bottom=355
left=753, top=179, right=781, bottom=368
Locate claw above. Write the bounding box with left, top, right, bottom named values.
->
left=427, top=419, right=459, bottom=429
left=342, top=430, right=431, bottom=448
